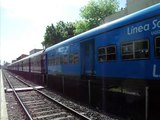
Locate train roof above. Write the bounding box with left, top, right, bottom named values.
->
left=8, top=50, right=44, bottom=66
left=45, top=3, right=160, bottom=52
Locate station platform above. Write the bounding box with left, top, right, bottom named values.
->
left=0, top=69, right=8, bottom=120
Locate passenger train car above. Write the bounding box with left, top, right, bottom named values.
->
left=8, top=50, right=45, bottom=84
left=7, top=4, right=160, bottom=120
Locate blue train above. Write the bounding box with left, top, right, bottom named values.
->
left=8, top=4, right=160, bottom=119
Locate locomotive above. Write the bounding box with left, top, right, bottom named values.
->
left=8, top=4, right=160, bottom=120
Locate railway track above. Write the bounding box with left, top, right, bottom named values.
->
left=2, top=70, right=91, bottom=120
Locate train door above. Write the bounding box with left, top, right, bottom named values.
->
left=42, top=53, right=47, bottom=86
left=81, top=39, right=95, bottom=78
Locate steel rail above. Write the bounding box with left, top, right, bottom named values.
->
left=36, top=89, right=91, bottom=120
left=8, top=71, right=91, bottom=120
left=2, top=70, right=33, bottom=120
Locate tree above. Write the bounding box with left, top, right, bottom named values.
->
left=42, top=24, right=60, bottom=48
left=74, top=20, right=89, bottom=35
left=80, top=0, right=119, bottom=29
left=56, top=21, right=75, bottom=41
left=42, top=21, right=75, bottom=48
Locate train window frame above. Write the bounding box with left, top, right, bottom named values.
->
left=106, top=45, right=117, bottom=61
left=63, top=54, right=69, bottom=64
left=121, top=39, right=149, bottom=60
left=48, top=56, right=56, bottom=66
left=134, top=40, right=149, bottom=59
left=70, top=53, right=79, bottom=64
left=155, top=36, right=160, bottom=58
left=98, top=45, right=117, bottom=62
left=60, top=55, right=68, bottom=64
left=121, top=42, right=134, bottom=60
left=55, top=56, right=60, bottom=65
left=98, top=47, right=106, bottom=62
left=60, top=56, right=64, bottom=64
left=52, top=57, right=56, bottom=65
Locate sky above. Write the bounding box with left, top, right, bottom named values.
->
left=0, top=0, right=126, bottom=64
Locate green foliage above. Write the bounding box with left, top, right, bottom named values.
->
left=42, top=21, right=75, bottom=48
left=74, top=20, right=89, bottom=35
left=56, top=21, right=75, bottom=40
left=80, top=0, right=119, bottom=28
left=42, top=24, right=58, bottom=48
left=74, top=0, right=119, bottom=35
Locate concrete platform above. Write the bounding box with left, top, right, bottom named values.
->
left=0, top=69, right=8, bottom=120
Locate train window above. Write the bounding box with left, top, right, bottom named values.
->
left=38, top=61, right=41, bottom=66
left=48, top=57, right=56, bottom=65
left=134, top=40, right=149, bottom=59
left=60, top=56, right=63, bottom=64
left=49, top=56, right=55, bottom=65
left=70, top=54, right=73, bottom=63
left=52, top=57, right=56, bottom=65
left=74, top=54, right=79, bottom=64
left=48, top=57, right=51, bottom=66
left=60, top=55, right=68, bottom=64
left=122, top=42, right=134, bottom=60
left=36, top=61, right=38, bottom=67
left=122, top=40, right=149, bottom=60
left=70, top=53, right=79, bottom=64
left=106, top=46, right=116, bottom=60
left=98, top=45, right=116, bottom=62
left=55, top=57, right=60, bottom=65
left=98, top=47, right=106, bottom=62
left=63, top=55, right=68, bottom=64
left=155, top=36, right=160, bottom=58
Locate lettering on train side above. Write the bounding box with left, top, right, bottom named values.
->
left=153, top=64, right=160, bottom=78
left=127, top=19, right=160, bottom=35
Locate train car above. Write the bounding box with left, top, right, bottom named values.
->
left=8, top=55, right=30, bottom=78
left=21, top=57, right=30, bottom=79
left=45, top=4, right=160, bottom=119
left=7, top=50, right=45, bottom=85
left=30, top=50, right=45, bottom=85
left=8, top=58, right=21, bottom=74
